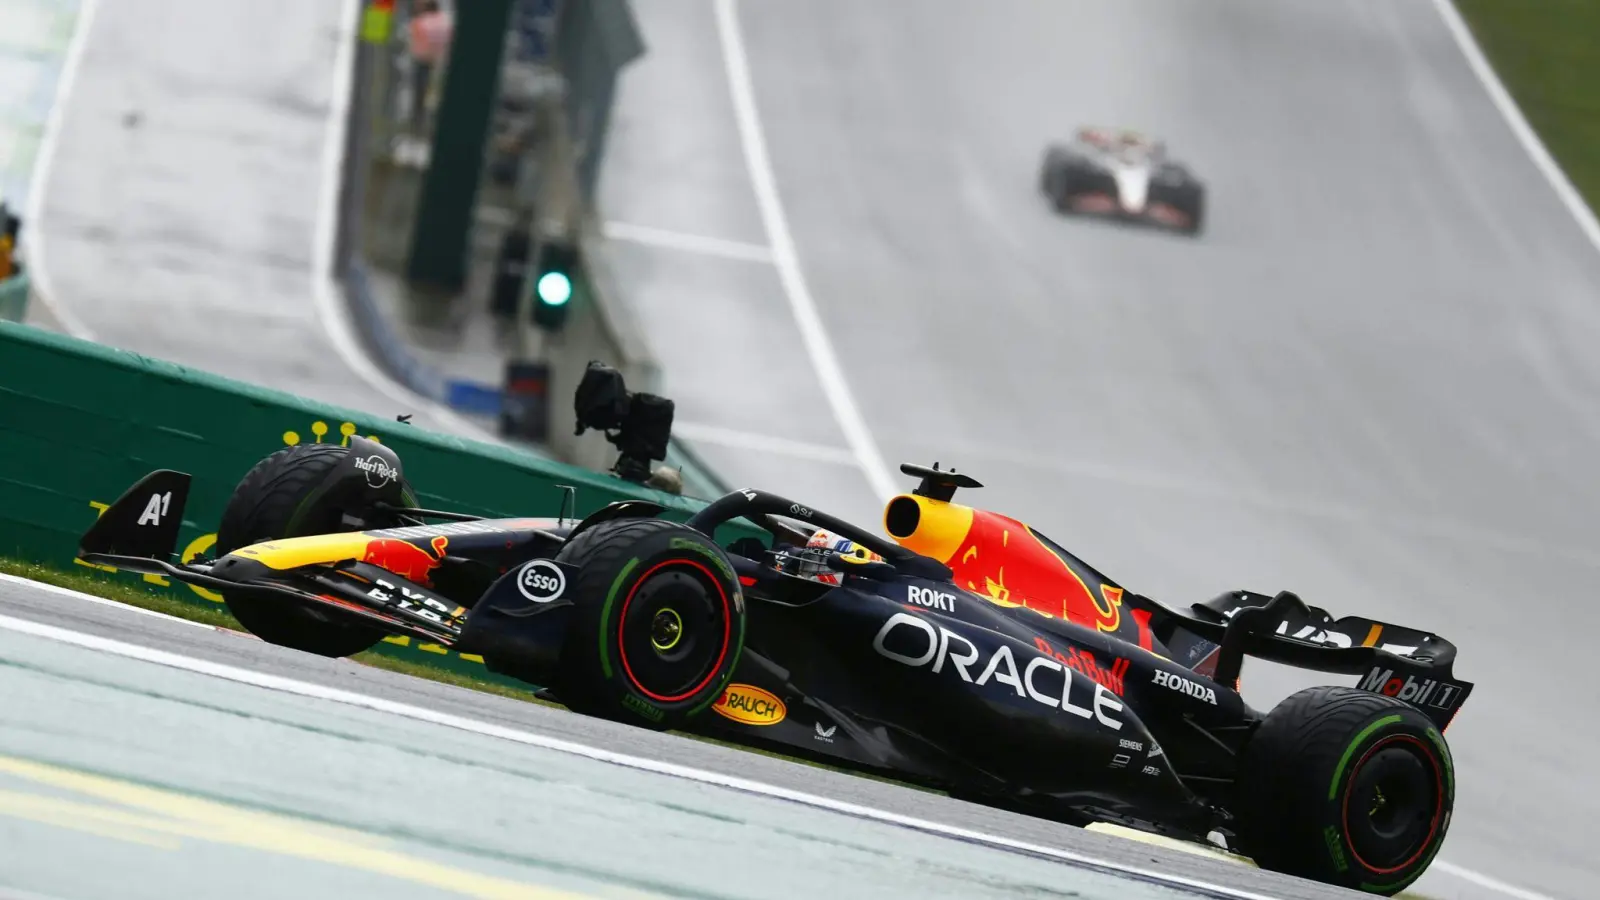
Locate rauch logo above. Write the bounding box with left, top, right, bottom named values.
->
left=712, top=684, right=787, bottom=726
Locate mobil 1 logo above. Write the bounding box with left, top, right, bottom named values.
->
left=516, top=559, right=567, bottom=603
left=1359, top=667, right=1462, bottom=710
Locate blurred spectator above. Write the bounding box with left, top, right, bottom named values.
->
left=409, top=0, right=455, bottom=129
left=0, top=203, right=21, bottom=281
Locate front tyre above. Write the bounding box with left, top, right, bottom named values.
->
left=216, top=444, right=410, bottom=658
left=553, top=517, right=746, bottom=730
left=1234, top=686, right=1454, bottom=895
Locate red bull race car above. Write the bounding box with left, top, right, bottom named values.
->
left=79, top=443, right=1469, bottom=896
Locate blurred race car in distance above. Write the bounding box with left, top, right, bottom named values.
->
left=1040, top=127, right=1205, bottom=235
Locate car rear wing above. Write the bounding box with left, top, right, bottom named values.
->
left=1167, top=589, right=1473, bottom=731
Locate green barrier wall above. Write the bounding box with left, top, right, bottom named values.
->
left=0, top=273, right=26, bottom=322
left=0, top=320, right=758, bottom=682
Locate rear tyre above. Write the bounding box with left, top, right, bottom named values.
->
left=553, top=517, right=746, bottom=730
left=1233, top=686, right=1454, bottom=895
left=215, top=444, right=410, bottom=658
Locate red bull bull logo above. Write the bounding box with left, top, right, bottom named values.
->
left=361, top=535, right=449, bottom=586
left=884, top=494, right=1155, bottom=649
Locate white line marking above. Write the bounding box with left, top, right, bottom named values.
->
left=0, top=573, right=210, bottom=630
left=712, top=0, right=898, bottom=503
left=310, top=0, right=506, bottom=442
left=0, top=584, right=1563, bottom=900
left=0, top=608, right=1278, bottom=900
left=601, top=221, right=775, bottom=263
left=21, top=0, right=99, bottom=340
left=1431, top=0, right=1600, bottom=253
left=1433, top=861, right=1563, bottom=900
left=1420, top=21, right=1600, bottom=893
left=672, top=421, right=856, bottom=466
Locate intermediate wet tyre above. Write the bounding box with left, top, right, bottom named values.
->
left=215, top=443, right=412, bottom=658
left=1234, top=685, right=1454, bottom=895
left=553, top=517, right=746, bottom=730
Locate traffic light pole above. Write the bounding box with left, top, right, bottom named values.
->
left=513, top=87, right=584, bottom=363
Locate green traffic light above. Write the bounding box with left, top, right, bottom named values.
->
left=536, top=272, right=572, bottom=306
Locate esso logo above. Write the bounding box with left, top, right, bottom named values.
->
left=516, top=559, right=566, bottom=603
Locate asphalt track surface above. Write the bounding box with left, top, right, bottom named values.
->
left=0, top=576, right=1365, bottom=900
left=27, top=0, right=467, bottom=434
left=598, top=1, right=1600, bottom=899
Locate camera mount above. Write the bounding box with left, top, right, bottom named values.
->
left=573, top=361, right=675, bottom=484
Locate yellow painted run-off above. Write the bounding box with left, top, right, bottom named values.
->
left=0, top=754, right=595, bottom=899
left=1085, top=822, right=1248, bottom=865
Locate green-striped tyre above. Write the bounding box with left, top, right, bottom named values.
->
left=551, top=517, right=747, bottom=730
left=1234, top=685, right=1455, bottom=895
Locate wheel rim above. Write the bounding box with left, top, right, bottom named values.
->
left=1342, top=735, right=1444, bottom=874
left=616, top=559, right=731, bottom=703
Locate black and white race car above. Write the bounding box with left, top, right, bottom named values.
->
left=1039, top=127, right=1205, bottom=235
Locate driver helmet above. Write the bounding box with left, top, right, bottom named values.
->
left=787, top=528, right=884, bottom=585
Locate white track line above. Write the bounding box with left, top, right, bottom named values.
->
left=712, top=0, right=898, bottom=503
left=21, top=0, right=98, bottom=339
left=0, top=607, right=1279, bottom=900
left=602, top=221, right=775, bottom=263
left=1425, top=16, right=1595, bottom=896
left=1431, top=0, right=1600, bottom=252
left=672, top=421, right=857, bottom=466
left=0, top=583, right=1566, bottom=900
left=1433, top=862, right=1563, bottom=900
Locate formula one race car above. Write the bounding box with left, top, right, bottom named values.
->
left=79, top=423, right=1469, bottom=896
left=1040, top=127, right=1205, bottom=234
